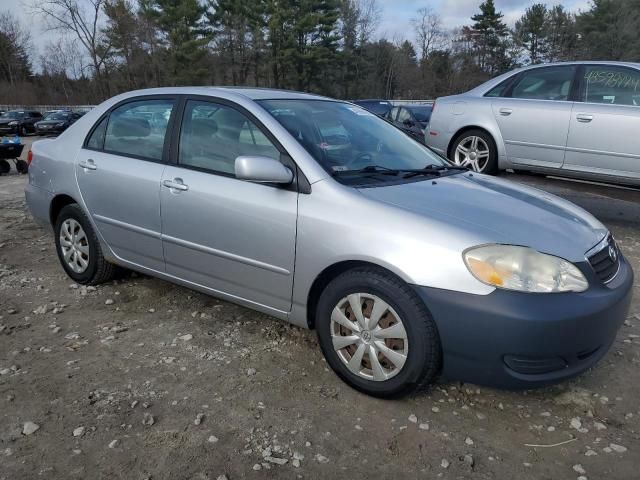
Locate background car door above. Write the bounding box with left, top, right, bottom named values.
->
left=564, top=64, right=640, bottom=180
left=76, top=98, right=175, bottom=272
left=160, top=99, right=298, bottom=313
left=491, top=65, right=577, bottom=168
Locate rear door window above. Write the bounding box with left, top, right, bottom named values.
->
left=510, top=66, right=576, bottom=101
left=582, top=65, right=640, bottom=106
left=102, top=99, right=175, bottom=161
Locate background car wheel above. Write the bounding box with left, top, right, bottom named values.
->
left=15, top=159, right=28, bottom=174
left=450, top=129, right=498, bottom=174
left=316, top=267, right=441, bottom=398
left=54, top=204, right=117, bottom=285
left=0, top=159, right=9, bottom=175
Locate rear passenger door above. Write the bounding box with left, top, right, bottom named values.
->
left=492, top=65, right=577, bottom=169
left=564, top=64, right=640, bottom=181
left=160, top=98, right=298, bottom=314
left=76, top=97, right=176, bottom=272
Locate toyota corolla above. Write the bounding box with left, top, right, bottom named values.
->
left=25, top=88, right=633, bottom=398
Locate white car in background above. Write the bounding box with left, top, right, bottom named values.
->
left=426, top=61, right=640, bottom=186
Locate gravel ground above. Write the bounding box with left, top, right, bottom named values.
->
left=1, top=137, right=639, bottom=479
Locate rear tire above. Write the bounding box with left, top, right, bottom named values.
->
left=54, top=204, right=117, bottom=285
left=316, top=267, right=442, bottom=398
left=0, top=159, right=9, bottom=175
left=450, top=129, right=498, bottom=174
left=16, top=159, right=28, bottom=174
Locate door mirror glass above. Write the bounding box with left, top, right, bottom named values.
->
left=235, top=156, right=293, bottom=184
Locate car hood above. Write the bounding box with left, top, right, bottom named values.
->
left=357, top=173, right=607, bottom=262
left=36, top=120, right=66, bottom=126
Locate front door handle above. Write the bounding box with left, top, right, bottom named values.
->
left=79, top=159, right=97, bottom=170
left=576, top=114, right=594, bottom=123
left=499, top=108, right=513, bottom=116
left=162, top=178, right=189, bottom=192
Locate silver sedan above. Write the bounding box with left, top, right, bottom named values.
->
left=426, top=61, right=640, bottom=186
left=25, top=87, right=633, bottom=397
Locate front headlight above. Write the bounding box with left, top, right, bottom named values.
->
left=464, top=245, right=588, bottom=293
left=8, top=121, right=18, bottom=126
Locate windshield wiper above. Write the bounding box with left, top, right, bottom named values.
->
left=332, top=165, right=402, bottom=177
left=401, top=164, right=469, bottom=178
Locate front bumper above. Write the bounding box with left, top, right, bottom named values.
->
left=0, top=125, right=18, bottom=135
left=413, top=256, right=634, bottom=389
left=36, top=125, right=65, bottom=135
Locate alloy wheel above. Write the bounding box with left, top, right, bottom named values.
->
left=59, top=218, right=90, bottom=274
left=453, top=136, right=490, bottom=172
left=330, top=293, right=408, bottom=381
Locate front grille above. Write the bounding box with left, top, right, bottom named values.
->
left=588, top=235, right=620, bottom=283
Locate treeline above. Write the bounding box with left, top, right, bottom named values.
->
left=1, top=0, right=640, bottom=105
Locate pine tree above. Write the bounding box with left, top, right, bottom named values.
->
left=149, top=0, right=210, bottom=85
left=514, top=3, right=547, bottom=64
left=470, top=0, right=510, bottom=74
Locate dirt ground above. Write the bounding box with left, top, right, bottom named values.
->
left=1, top=137, right=639, bottom=480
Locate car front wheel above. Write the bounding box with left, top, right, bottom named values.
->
left=450, top=129, right=497, bottom=174
left=316, top=267, right=441, bottom=398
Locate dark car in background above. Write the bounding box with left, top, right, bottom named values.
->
left=35, top=110, right=84, bottom=136
left=0, top=110, right=43, bottom=136
left=386, top=104, right=433, bottom=144
left=351, top=99, right=393, bottom=117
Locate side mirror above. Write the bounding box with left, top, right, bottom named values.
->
left=235, top=156, right=294, bottom=184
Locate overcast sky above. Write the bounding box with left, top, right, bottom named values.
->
left=5, top=0, right=593, bottom=62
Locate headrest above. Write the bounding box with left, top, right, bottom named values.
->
left=189, top=118, right=218, bottom=137
left=111, top=117, right=151, bottom=138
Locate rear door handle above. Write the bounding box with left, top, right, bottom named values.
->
left=162, top=178, right=189, bottom=191
left=79, top=159, right=97, bottom=170
left=499, top=108, right=513, bottom=116
left=576, top=114, right=594, bottom=123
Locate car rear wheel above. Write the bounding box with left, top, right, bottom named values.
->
left=316, top=267, right=441, bottom=398
left=54, top=204, right=117, bottom=285
left=450, top=129, right=497, bottom=174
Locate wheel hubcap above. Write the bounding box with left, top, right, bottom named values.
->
left=454, top=136, right=490, bottom=172
left=59, top=219, right=90, bottom=274
left=330, top=293, right=408, bottom=381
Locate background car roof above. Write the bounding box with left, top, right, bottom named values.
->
left=465, top=61, right=640, bottom=97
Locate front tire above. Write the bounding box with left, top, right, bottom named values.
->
left=54, top=204, right=117, bottom=285
left=450, top=129, right=498, bottom=174
left=316, top=267, right=441, bottom=398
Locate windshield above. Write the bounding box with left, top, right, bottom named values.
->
left=0, top=111, right=22, bottom=119
left=258, top=99, right=447, bottom=181
left=355, top=101, right=391, bottom=115
left=408, top=106, right=432, bottom=123
left=45, top=112, right=71, bottom=120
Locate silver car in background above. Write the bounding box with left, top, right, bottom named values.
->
left=25, top=87, right=633, bottom=398
left=426, top=61, right=640, bottom=186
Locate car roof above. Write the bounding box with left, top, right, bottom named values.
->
left=466, top=60, right=640, bottom=96
left=112, top=86, right=334, bottom=102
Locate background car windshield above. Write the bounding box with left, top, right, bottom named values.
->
left=1, top=111, right=22, bottom=119
left=409, top=106, right=432, bottom=123
left=258, top=99, right=446, bottom=174
left=46, top=112, right=71, bottom=120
